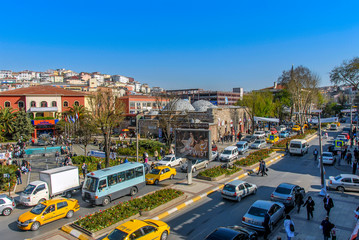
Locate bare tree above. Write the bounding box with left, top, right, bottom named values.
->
left=330, top=57, right=359, bottom=88
left=76, top=114, right=98, bottom=156
left=88, top=88, right=125, bottom=167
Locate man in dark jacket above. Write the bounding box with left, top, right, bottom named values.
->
left=97, top=161, right=102, bottom=170
left=323, top=194, right=334, bottom=216
left=303, top=196, right=315, bottom=220
left=294, top=191, right=304, bottom=213
left=263, top=211, right=272, bottom=240
left=321, top=216, right=334, bottom=240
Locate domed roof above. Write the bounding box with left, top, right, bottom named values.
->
left=192, top=100, right=216, bottom=112
left=164, top=99, right=195, bottom=112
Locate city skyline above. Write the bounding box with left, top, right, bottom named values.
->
left=1, top=0, right=358, bottom=91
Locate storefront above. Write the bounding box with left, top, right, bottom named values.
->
left=31, top=119, right=59, bottom=139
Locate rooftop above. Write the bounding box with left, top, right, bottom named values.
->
left=0, top=85, right=89, bottom=96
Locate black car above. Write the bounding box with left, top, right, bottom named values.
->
left=327, top=144, right=339, bottom=155
left=204, top=226, right=258, bottom=240
left=242, top=135, right=256, bottom=144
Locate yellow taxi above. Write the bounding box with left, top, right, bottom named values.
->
left=266, top=134, right=279, bottom=143
left=145, top=166, right=176, bottom=185
left=292, top=125, right=301, bottom=132
left=335, top=122, right=340, bottom=127
left=17, top=198, right=80, bottom=231
left=104, top=219, right=170, bottom=240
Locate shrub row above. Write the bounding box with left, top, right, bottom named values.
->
left=198, top=165, right=242, bottom=178
left=0, top=165, right=17, bottom=191
left=272, top=129, right=317, bottom=148
left=117, top=140, right=168, bottom=157
left=71, top=155, right=136, bottom=173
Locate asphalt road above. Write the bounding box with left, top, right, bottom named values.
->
left=163, top=123, right=357, bottom=239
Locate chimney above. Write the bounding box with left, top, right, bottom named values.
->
left=274, top=82, right=277, bottom=89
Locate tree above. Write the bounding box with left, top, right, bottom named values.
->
left=75, top=114, right=98, bottom=156
left=273, top=89, right=292, bottom=122
left=0, top=107, right=16, bottom=139
left=12, top=110, right=34, bottom=141
left=88, top=89, right=125, bottom=167
left=330, top=57, right=359, bottom=88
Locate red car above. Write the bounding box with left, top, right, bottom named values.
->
left=270, top=128, right=278, bottom=134
left=342, top=132, right=350, bottom=140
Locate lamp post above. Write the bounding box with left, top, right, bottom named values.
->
left=136, top=113, right=142, bottom=162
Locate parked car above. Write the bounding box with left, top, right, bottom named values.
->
left=329, top=124, right=338, bottom=131
left=17, top=198, right=80, bottom=231
left=104, top=219, right=170, bottom=240
left=343, top=127, right=352, bottom=133
left=289, top=139, right=309, bottom=156
left=327, top=144, right=339, bottom=155
left=335, top=134, right=348, bottom=143
left=210, top=151, right=218, bottom=161
left=221, top=180, right=257, bottom=202
left=341, top=132, right=350, bottom=140
left=0, top=194, right=16, bottom=216
left=250, top=139, right=267, bottom=149
left=328, top=174, right=359, bottom=192
left=266, top=134, right=279, bottom=144
left=156, top=154, right=184, bottom=167
left=242, top=200, right=285, bottom=231
left=145, top=166, right=176, bottom=185
left=270, top=183, right=305, bottom=207
left=236, top=141, right=249, bottom=154
left=204, top=226, right=258, bottom=240
left=270, top=128, right=278, bottom=135
left=292, top=125, right=301, bottom=132
left=242, top=135, right=257, bottom=144
left=276, top=125, right=287, bottom=132
left=219, top=146, right=239, bottom=162
left=279, top=131, right=289, bottom=138
left=320, top=152, right=336, bottom=165
left=253, top=131, right=265, bottom=139
left=181, top=159, right=209, bottom=173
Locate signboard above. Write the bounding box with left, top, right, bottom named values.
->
left=175, top=129, right=210, bottom=160
left=309, top=117, right=338, bottom=124
left=269, top=135, right=275, bottom=140
left=32, top=119, right=59, bottom=126
left=88, top=150, right=117, bottom=159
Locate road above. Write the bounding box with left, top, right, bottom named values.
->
left=162, top=123, right=358, bottom=239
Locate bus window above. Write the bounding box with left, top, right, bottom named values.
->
left=118, top=171, right=125, bottom=182
left=108, top=174, right=118, bottom=186
left=98, top=179, right=107, bottom=191
left=135, top=167, right=143, bottom=177
left=126, top=169, right=135, bottom=180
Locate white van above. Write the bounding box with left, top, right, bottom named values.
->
left=289, top=139, right=309, bottom=156
left=219, top=146, right=239, bottom=162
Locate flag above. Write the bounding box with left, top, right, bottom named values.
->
left=67, top=115, right=71, bottom=123
left=71, top=116, right=75, bottom=123
left=65, top=116, right=67, bottom=122
left=75, top=113, right=79, bottom=119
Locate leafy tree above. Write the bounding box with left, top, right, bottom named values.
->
left=330, top=57, right=359, bottom=88
left=12, top=110, right=34, bottom=141
left=75, top=114, right=98, bottom=156
left=273, top=89, right=292, bottom=121
left=322, top=102, right=343, bottom=118
left=0, top=107, right=16, bottom=139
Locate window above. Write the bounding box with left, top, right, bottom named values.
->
left=130, top=229, right=143, bottom=240
left=107, top=174, right=118, bottom=186
left=18, top=101, right=24, bottom=108
left=130, top=102, right=135, bottom=107
left=147, top=102, right=151, bottom=107
left=238, top=184, right=245, bottom=190
left=244, top=183, right=251, bottom=188
left=31, top=101, right=36, bottom=107
left=98, top=179, right=107, bottom=191
left=342, top=178, right=352, bottom=183
left=36, top=184, right=46, bottom=192
left=74, top=101, right=79, bottom=106
left=44, top=204, right=55, bottom=214
left=63, top=101, right=68, bottom=107
left=57, top=201, right=68, bottom=210
left=142, top=225, right=156, bottom=235
left=4, top=101, right=10, bottom=107
left=41, top=101, right=48, bottom=107
left=118, top=171, right=126, bottom=182
left=135, top=167, right=143, bottom=177
left=353, top=178, right=359, bottom=184
left=52, top=101, right=57, bottom=107
left=0, top=199, right=5, bottom=204
left=142, top=102, right=146, bottom=107
left=126, top=169, right=135, bottom=180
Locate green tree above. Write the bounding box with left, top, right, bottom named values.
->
left=76, top=114, right=98, bottom=156
left=273, top=89, right=292, bottom=121
left=0, top=107, right=16, bottom=139
left=12, top=110, right=34, bottom=141
left=330, top=57, right=359, bottom=88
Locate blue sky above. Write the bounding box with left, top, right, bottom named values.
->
left=1, top=0, right=358, bottom=91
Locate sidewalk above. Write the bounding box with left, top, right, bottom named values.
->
left=270, top=191, right=358, bottom=240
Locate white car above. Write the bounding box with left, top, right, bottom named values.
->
left=253, top=131, right=265, bottom=139
left=219, top=146, right=239, bottom=162
left=328, top=174, right=359, bottom=192
left=221, top=180, right=257, bottom=202
left=250, top=139, right=267, bottom=149
left=335, top=134, right=348, bottom=142
left=156, top=154, right=184, bottom=167
left=276, top=125, right=287, bottom=132
left=321, top=152, right=336, bottom=165
left=329, top=124, right=338, bottom=130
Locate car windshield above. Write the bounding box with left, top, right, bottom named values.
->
left=23, top=184, right=36, bottom=195
left=30, top=203, right=46, bottom=215
left=83, top=177, right=99, bottom=192
left=248, top=206, right=267, bottom=217
left=254, top=132, right=262, bottom=135
left=223, top=184, right=236, bottom=192
left=322, top=153, right=332, bottom=157
left=334, top=175, right=342, bottom=181
left=290, top=143, right=301, bottom=148
left=106, top=229, right=127, bottom=240
left=331, top=124, right=336, bottom=127
left=275, top=186, right=292, bottom=194
left=254, top=140, right=261, bottom=144
left=150, top=169, right=160, bottom=174
left=237, top=144, right=244, bottom=147
left=161, top=157, right=171, bottom=161
left=222, top=150, right=232, bottom=154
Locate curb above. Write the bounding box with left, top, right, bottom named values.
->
left=61, top=225, right=92, bottom=240
left=152, top=153, right=285, bottom=221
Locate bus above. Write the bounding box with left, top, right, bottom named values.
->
left=82, top=162, right=145, bottom=206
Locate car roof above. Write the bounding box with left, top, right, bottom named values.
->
left=236, top=141, right=247, bottom=144
left=0, top=194, right=10, bottom=199
left=115, top=219, right=149, bottom=233
left=224, top=146, right=237, bottom=150
left=322, top=152, right=333, bottom=155
left=339, top=174, right=359, bottom=178
left=206, top=227, right=241, bottom=240
left=154, top=166, right=171, bottom=170
left=226, top=180, right=245, bottom=186
left=88, top=162, right=144, bottom=178
left=164, top=154, right=175, bottom=158
left=252, top=200, right=276, bottom=209
left=42, top=198, right=70, bottom=205
left=277, top=183, right=296, bottom=189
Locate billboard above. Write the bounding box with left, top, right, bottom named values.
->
left=175, top=129, right=211, bottom=160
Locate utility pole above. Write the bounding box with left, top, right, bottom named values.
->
left=318, top=113, right=326, bottom=196
left=136, top=114, right=141, bottom=162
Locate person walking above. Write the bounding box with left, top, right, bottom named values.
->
left=97, top=161, right=102, bottom=170
left=286, top=141, right=289, bottom=154
left=154, top=150, right=158, bottom=161
left=257, top=160, right=263, bottom=175
left=261, top=160, right=268, bottom=176
left=55, top=151, right=60, bottom=164
left=15, top=168, right=22, bottom=185
left=303, top=196, right=315, bottom=220
left=81, top=162, right=87, bottom=179
left=313, top=148, right=318, bottom=161
left=320, top=216, right=335, bottom=240
left=294, top=191, right=304, bottom=213
left=347, top=151, right=353, bottom=165
left=352, top=160, right=358, bottom=175
left=284, top=215, right=295, bottom=240
left=263, top=211, right=272, bottom=240
left=124, top=157, right=129, bottom=163
left=323, top=194, right=334, bottom=216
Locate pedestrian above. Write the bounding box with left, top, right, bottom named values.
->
left=160, top=147, right=165, bottom=158
left=303, top=196, right=315, bottom=220
left=124, top=157, right=129, bottom=163
left=154, top=150, right=158, bottom=161
left=238, top=132, right=242, bottom=141
left=320, top=216, right=335, bottom=240
left=294, top=190, right=304, bottom=213
left=261, top=160, right=268, bottom=176
left=323, top=194, right=334, bottom=216
left=286, top=141, right=289, bottom=154
left=341, top=149, right=346, bottom=160
left=257, top=160, right=263, bottom=175
left=81, top=162, right=87, bottom=178
left=347, top=151, right=353, bottom=165
left=263, top=211, right=272, bottom=240
left=313, top=148, right=318, bottom=161
left=97, top=161, right=102, bottom=170
left=55, top=151, right=60, bottom=164
left=15, top=168, right=22, bottom=184
left=284, top=215, right=295, bottom=240
left=352, top=160, right=358, bottom=174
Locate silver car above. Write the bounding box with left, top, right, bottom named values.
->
left=242, top=200, right=285, bottom=231
left=0, top=194, right=16, bottom=216
left=221, top=180, right=257, bottom=202
left=321, top=152, right=336, bottom=165
left=181, top=159, right=209, bottom=173
left=270, top=183, right=305, bottom=207
left=328, top=174, right=359, bottom=192
left=250, top=139, right=267, bottom=149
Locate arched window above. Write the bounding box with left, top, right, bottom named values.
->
left=63, top=101, right=68, bottom=107
left=74, top=101, right=79, bottom=106
left=31, top=101, right=36, bottom=107
left=52, top=101, right=57, bottom=107
left=4, top=101, right=10, bottom=108
left=18, top=101, right=24, bottom=108
left=41, top=101, right=48, bottom=107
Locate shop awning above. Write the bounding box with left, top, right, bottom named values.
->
left=28, top=107, right=58, bottom=112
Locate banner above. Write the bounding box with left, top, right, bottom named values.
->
left=88, top=150, right=117, bottom=159
left=254, top=116, right=279, bottom=123
left=309, top=117, right=338, bottom=124
left=175, top=129, right=210, bottom=160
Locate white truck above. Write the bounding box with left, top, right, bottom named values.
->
left=19, top=166, right=80, bottom=206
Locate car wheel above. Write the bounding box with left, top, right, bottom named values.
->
left=337, top=186, right=345, bottom=192
left=102, top=197, right=110, bottom=206
left=161, top=230, right=169, bottom=240
left=192, top=167, right=196, bottom=173
left=31, top=221, right=40, bottom=231
left=38, top=198, right=46, bottom=204
left=66, top=210, right=74, bottom=218
left=130, top=187, right=138, bottom=196
left=170, top=174, right=174, bottom=180
left=237, top=195, right=242, bottom=202
left=65, top=191, right=72, bottom=198
left=2, top=208, right=12, bottom=216
left=154, top=179, right=159, bottom=185
left=252, top=188, right=257, bottom=195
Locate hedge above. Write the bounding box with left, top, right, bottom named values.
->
left=0, top=165, right=17, bottom=191
left=272, top=129, right=317, bottom=148
left=117, top=140, right=168, bottom=157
